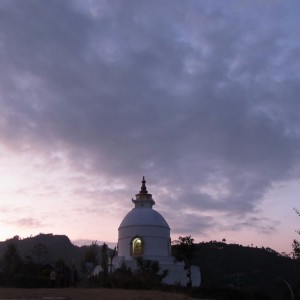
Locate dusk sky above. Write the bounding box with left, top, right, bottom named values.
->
left=0, top=0, right=300, bottom=254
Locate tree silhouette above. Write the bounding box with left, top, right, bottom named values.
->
left=1, top=242, right=23, bottom=274
left=172, top=235, right=196, bottom=287
left=292, top=208, right=300, bottom=261
left=81, top=242, right=99, bottom=277
left=101, top=243, right=109, bottom=285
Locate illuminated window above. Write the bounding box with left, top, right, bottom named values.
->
left=131, top=237, right=144, bottom=257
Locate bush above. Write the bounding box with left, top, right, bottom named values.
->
left=110, top=259, right=166, bottom=290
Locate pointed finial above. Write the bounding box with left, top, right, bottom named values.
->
left=139, top=176, right=148, bottom=194
left=133, top=176, right=155, bottom=206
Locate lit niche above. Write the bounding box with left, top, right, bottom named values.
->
left=131, top=236, right=144, bottom=257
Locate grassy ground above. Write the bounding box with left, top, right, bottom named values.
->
left=0, top=288, right=189, bottom=300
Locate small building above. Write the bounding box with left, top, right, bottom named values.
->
left=114, top=177, right=201, bottom=286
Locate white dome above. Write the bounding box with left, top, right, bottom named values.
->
left=117, top=177, right=171, bottom=259
left=118, top=207, right=170, bottom=229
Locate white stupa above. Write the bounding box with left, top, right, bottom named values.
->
left=114, top=177, right=201, bottom=286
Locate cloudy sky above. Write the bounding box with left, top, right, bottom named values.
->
left=0, top=0, right=299, bottom=253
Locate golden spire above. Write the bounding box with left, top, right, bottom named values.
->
left=133, top=176, right=155, bottom=206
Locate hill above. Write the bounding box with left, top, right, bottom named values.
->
left=192, top=241, right=299, bottom=299
left=0, top=234, right=105, bottom=269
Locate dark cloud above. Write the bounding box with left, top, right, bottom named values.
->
left=0, top=1, right=300, bottom=237
left=166, top=212, right=216, bottom=237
